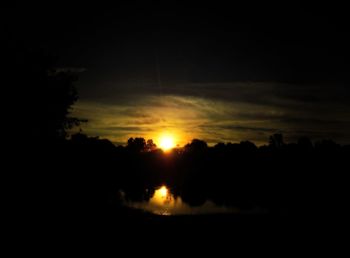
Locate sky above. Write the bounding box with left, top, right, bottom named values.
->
left=4, top=2, right=350, bottom=146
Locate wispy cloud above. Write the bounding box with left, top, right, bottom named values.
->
left=71, top=81, right=350, bottom=146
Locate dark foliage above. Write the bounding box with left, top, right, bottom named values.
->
left=4, top=44, right=84, bottom=143
left=8, top=46, right=348, bottom=240
left=36, top=133, right=349, bottom=219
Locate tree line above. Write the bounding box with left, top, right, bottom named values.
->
left=8, top=48, right=348, bottom=217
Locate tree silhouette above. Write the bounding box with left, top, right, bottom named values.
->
left=239, top=140, right=258, bottom=152
left=146, top=139, right=157, bottom=152
left=269, top=133, right=285, bottom=149
left=127, top=137, right=146, bottom=152
left=298, top=136, right=313, bottom=151
left=6, top=47, right=84, bottom=142
left=184, top=139, right=208, bottom=153
left=42, top=69, right=81, bottom=139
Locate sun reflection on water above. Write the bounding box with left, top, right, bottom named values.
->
left=148, top=185, right=183, bottom=215
left=126, top=185, right=239, bottom=216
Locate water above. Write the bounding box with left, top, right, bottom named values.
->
left=124, top=185, right=239, bottom=215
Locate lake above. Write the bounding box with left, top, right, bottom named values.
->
left=123, top=185, right=241, bottom=215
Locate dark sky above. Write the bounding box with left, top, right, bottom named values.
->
left=4, top=2, right=350, bottom=145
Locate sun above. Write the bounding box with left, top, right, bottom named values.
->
left=158, top=186, right=168, bottom=199
left=159, top=135, right=175, bottom=151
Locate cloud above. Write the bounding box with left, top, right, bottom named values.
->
left=78, top=80, right=350, bottom=110
left=71, top=83, right=350, bottom=146
left=103, top=126, right=152, bottom=132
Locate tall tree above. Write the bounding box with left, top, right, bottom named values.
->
left=4, top=46, right=84, bottom=142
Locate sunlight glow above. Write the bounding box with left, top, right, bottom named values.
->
left=159, top=135, right=175, bottom=151
left=158, top=186, right=168, bottom=198
left=149, top=185, right=179, bottom=215
left=129, top=185, right=238, bottom=216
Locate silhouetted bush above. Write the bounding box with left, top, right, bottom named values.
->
left=49, top=133, right=350, bottom=216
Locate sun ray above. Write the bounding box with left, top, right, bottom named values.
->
left=159, top=135, right=175, bottom=151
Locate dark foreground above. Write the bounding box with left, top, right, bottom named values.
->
left=11, top=197, right=345, bottom=255
left=25, top=204, right=330, bottom=240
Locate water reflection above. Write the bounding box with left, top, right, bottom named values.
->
left=125, top=185, right=239, bottom=216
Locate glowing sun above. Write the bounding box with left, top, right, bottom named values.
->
left=159, top=135, right=175, bottom=151
left=158, top=186, right=168, bottom=198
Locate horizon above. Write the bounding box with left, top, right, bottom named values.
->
left=5, top=3, right=350, bottom=145
left=4, top=3, right=350, bottom=240
left=69, top=132, right=349, bottom=149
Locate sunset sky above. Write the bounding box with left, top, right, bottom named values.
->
left=5, top=3, right=350, bottom=146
